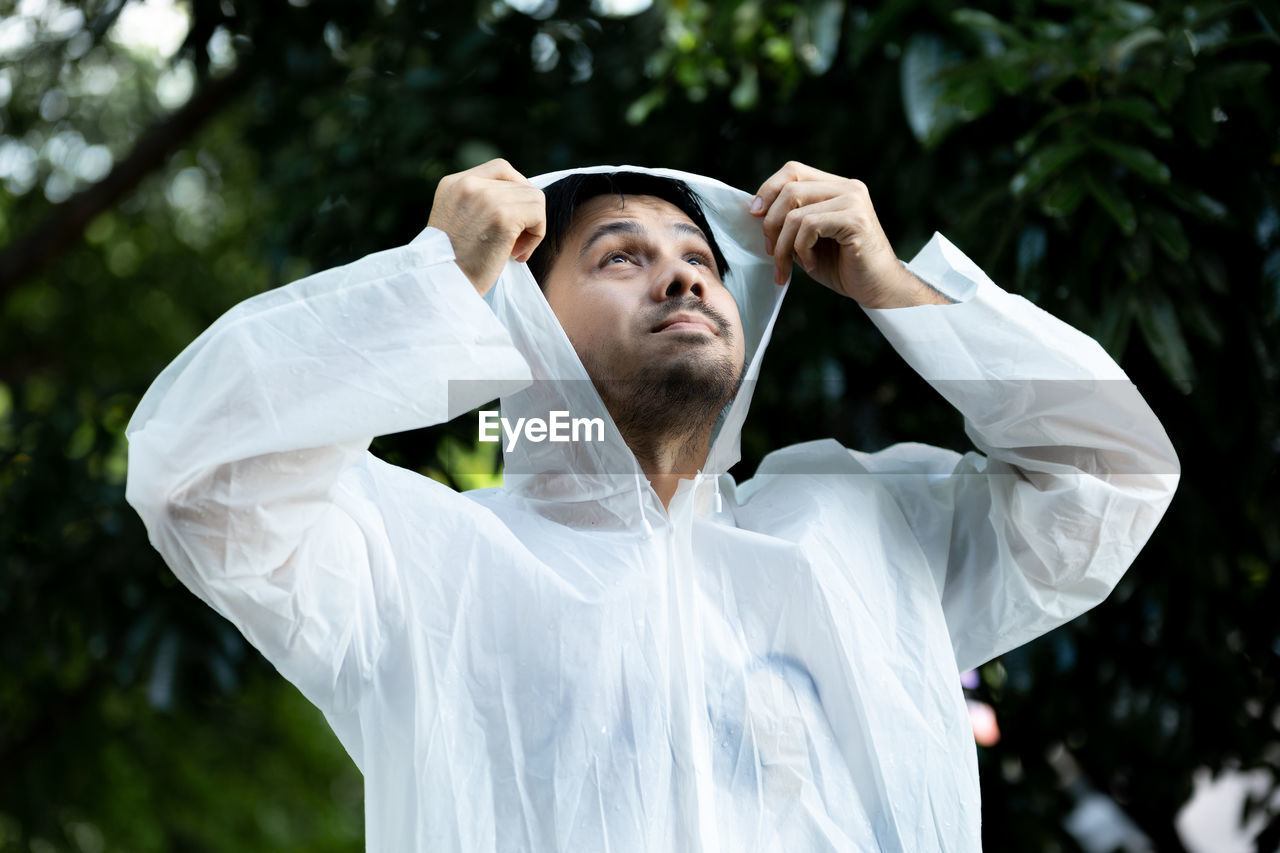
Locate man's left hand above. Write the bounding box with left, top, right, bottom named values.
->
left=751, top=161, right=952, bottom=309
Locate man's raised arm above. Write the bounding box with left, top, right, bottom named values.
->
left=752, top=161, right=1179, bottom=672
left=125, top=159, right=541, bottom=712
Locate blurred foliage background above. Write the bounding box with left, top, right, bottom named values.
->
left=2, top=0, right=1278, bottom=850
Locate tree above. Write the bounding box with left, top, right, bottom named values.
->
left=2, top=0, right=1276, bottom=848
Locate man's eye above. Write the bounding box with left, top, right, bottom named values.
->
left=606, top=253, right=631, bottom=264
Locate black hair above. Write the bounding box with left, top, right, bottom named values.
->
left=527, top=172, right=731, bottom=287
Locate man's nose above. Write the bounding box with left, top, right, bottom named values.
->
left=654, top=260, right=706, bottom=301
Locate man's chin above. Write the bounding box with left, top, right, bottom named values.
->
left=582, top=342, right=742, bottom=443
left=638, top=354, right=742, bottom=407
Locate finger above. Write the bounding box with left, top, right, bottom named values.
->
left=511, top=192, right=548, bottom=262
left=484, top=188, right=543, bottom=258
left=444, top=171, right=530, bottom=221
left=772, top=206, right=807, bottom=285
left=751, top=160, right=848, bottom=217
left=774, top=197, right=863, bottom=283
left=458, top=186, right=542, bottom=264
left=761, top=180, right=856, bottom=249
left=792, top=201, right=861, bottom=271
left=471, top=157, right=529, bottom=185
left=512, top=234, right=541, bottom=264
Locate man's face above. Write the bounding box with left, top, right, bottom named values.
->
left=541, top=194, right=746, bottom=408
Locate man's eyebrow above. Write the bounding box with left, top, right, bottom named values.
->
left=673, top=221, right=713, bottom=248
left=579, top=220, right=642, bottom=259
left=578, top=219, right=714, bottom=259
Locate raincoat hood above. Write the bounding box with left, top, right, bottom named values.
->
left=475, top=166, right=787, bottom=528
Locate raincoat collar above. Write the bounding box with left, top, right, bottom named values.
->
left=482, top=166, right=787, bottom=529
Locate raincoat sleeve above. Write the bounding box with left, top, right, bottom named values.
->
left=855, top=233, right=1179, bottom=673
left=124, top=228, right=531, bottom=712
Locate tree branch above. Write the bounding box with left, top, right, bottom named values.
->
left=0, top=64, right=251, bottom=298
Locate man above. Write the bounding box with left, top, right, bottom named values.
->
left=125, top=159, right=1178, bottom=851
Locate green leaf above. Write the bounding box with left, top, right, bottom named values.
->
left=730, top=64, right=759, bottom=110
left=1162, top=184, right=1230, bottom=223
left=1143, top=207, right=1190, bottom=261
left=1135, top=291, right=1194, bottom=391
left=1257, top=1, right=1280, bottom=40
left=1094, top=291, right=1134, bottom=359
left=848, top=0, right=918, bottom=67
left=793, top=0, right=843, bottom=74
left=1014, top=104, right=1074, bottom=155
left=1152, top=69, right=1185, bottom=110
left=1263, top=248, right=1280, bottom=322
left=1184, top=303, right=1224, bottom=347
left=763, top=34, right=793, bottom=64
left=1101, top=96, right=1172, bottom=138
left=900, top=34, right=963, bottom=146
left=1194, top=251, right=1229, bottom=295
left=991, top=56, right=1031, bottom=95
left=625, top=89, right=666, bottom=125
left=1110, top=2, right=1156, bottom=26
left=436, top=434, right=503, bottom=491
left=1119, top=233, right=1153, bottom=279
left=1038, top=176, right=1088, bottom=218
left=1184, top=77, right=1217, bottom=147
left=1086, top=171, right=1137, bottom=234
left=1107, top=26, right=1165, bottom=68
left=1201, top=61, right=1271, bottom=89
left=1092, top=138, right=1171, bottom=184
left=951, top=8, right=1026, bottom=44
left=1011, top=142, right=1088, bottom=196
left=941, top=76, right=997, bottom=120
left=1016, top=224, right=1047, bottom=280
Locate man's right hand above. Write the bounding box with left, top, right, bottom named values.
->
left=427, top=159, right=546, bottom=296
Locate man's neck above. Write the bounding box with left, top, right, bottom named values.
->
left=594, top=376, right=730, bottom=512
left=626, top=425, right=714, bottom=510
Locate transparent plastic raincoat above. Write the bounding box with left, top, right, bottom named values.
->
left=125, top=166, right=1179, bottom=851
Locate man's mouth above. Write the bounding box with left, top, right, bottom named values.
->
left=651, top=309, right=726, bottom=336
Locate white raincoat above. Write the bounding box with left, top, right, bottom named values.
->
left=125, top=166, right=1179, bottom=851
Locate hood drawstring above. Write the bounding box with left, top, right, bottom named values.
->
left=634, top=473, right=654, bottom=539
left=712, top=475, right=724, bottom=514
